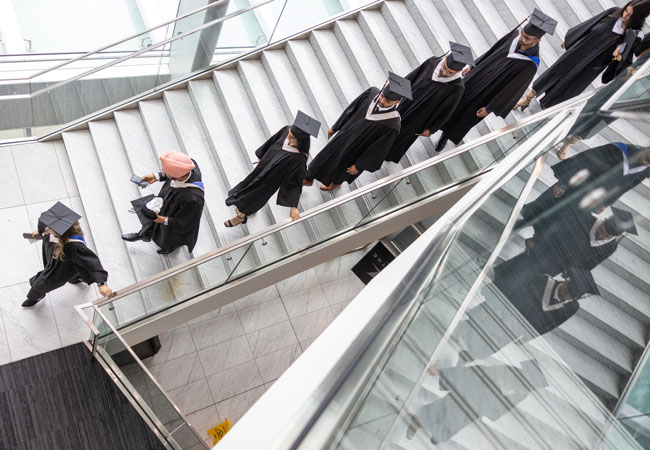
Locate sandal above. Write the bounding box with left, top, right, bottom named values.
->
left=320, top=183, right=341, bottom=192
left=556, top=148, right=567, bottom=160
left=514, top=91, right=536, bottom=111
left=224, top=213, right=247, bottom=228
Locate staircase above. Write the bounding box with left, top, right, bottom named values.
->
left=17, top=0, right=648, bottom=421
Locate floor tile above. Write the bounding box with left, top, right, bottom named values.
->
left=290, top=307, right=335, bottom=342
left=0, top=283, right=62, bottom=361
left=167, top=378, right=215, bottom=415
left=281, top=285, right=329, bottom=319
left=143, top=326, right=197, bottom=368
left=0, top=206, right=42, bottom=288
left=237, top=298, right=288, bottom=334
left=275, top=268, right=320, bottom=298
left=0, top=147, right=24, bottom=209
left=147, top=353, right=205, bottom=392
left=186, top=405, right=221, bottom=443
left=12, top=142, right=68, bottom=204
left=205, top=360, right=263, bottom=403
left=197, top=335, right=254, bottom=377
left=188, top=312, right=245, bottom=351
left=246, top=321, right=299, bottom=358
left=216, top=385, right=266, bottom=424
left=254, top=344, right=302, bottom=384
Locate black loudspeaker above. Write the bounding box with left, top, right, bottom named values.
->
left=351, top=242, right=396, bottom=285
left=113, top=336, right=162, bottom=367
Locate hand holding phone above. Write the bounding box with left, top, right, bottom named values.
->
left=130, top=174, right=148, bottom=188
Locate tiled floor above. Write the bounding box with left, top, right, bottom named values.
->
left=139, top=249, right=367, bottom=447
left=0, top=142, right=98, bottom=364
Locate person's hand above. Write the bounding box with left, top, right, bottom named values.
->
left=290, top=207, right=300, bottom=221
left=32, top=230, right=40, bottom=238
left=98, top=285, right=114, bottom=298
left=613, top=45, right=622, bottom=61
left=420, top=129, right=432, bottom=137
left=346, top=165, right=359, bottom=175
left=327, top=128, right=335, bottom=139
left=154, top=214, right=167, bottom=224
left=142, top=173, right=157, bottom=186
left=462, top=66, right=471, bottom=76
left=553, top=185, right=566, bottom=198
left=476, top=107, right=488, bottom=118
left=560, top=41, right=565, bottom=49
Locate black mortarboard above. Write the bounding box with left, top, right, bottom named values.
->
left=382, top=71, right=412, bottom=101
left=446, top=42, right=475, bottom=71
left=605, top=207, right=638, bottom=236
left=38, top=201, right=81, bottom=236
left=130, top=194, right=157, bottom=225
left=291, top=110, right=320, bottom=138
left=523, top=8, right=557, bottom=37
left=566, top=268, right=599, bottom=299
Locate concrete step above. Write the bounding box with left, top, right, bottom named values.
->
left=61, top=130, right=143, bottom=327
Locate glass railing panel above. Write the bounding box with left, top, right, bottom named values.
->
left=598, top=52, right=650, bottom=116
left=92, top=307, right=210, bottom=448
left=91, top=309, right=189, bottom=449
left=335, top=160, right=535, bottom=449
left=91, top=114, right=554, bottom=332
left=355, top=119, right=549, bottom=227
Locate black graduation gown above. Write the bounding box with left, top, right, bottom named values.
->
left=385, top=56, right=465, bottom=163
left=306, top=87, right=400, bottom=185
left=533, top=9, right=625, bottom=109
left=142, top=160, right=205, bottom=252
left=440, top=28, right=539, bottom=144
left=225, top=126, right=307, bottom=215
left=493, top=262, right=581, bottom=335
left=29, top=222, right=108, bottom=297
left=528, top=206, right=618, bottom=276
left=521, top=143, right=649, bottom=221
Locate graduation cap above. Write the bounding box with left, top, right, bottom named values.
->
left=446, top=42, right=475, bottom=71
left=38, top=201, right=81, bottom=236
left=523, top=8, right=557, bottom=37
left=604, top=207, right=638, bottom=236
left=291, top=110, right=320, bottom=138
left=382, top=71, right=412, bottom=101
left=566, top=267, right=599, bottom=300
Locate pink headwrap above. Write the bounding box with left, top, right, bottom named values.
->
left=160, top=151, right=195, bottom=178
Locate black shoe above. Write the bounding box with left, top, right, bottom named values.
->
left=122, top=233, right=142, bottom=242
left=435, top=136, right=448, bottom=153
left=22, top=296, right=45, bottom=307
left=157, top=246, right=180, bottom=255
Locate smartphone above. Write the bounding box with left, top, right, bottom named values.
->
left=130, top=174, right=148, bottom=188
left=23, top=232, right=43, bottom=241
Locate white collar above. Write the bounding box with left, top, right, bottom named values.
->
left=431, top=58, right=463, bottom=83
left=621, top=151, right=648, bottom=176
left=365, top=93, right=400, bottom=122
left=613, top=17, right=625, bottom=35
left=507, top=35, right=536, bottom=63
left=67, top=237, right=85, bottom=245
left=589, top=218, right=616, bottom=247
left=282, top=138, right=301, bottom=153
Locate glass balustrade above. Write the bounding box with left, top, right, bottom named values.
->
left=87, top=305, right=208, bottom=449
left=0, top=0, right=380, bottom=141
left=90, top=114, right=550, bottom=331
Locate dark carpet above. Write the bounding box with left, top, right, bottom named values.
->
left=0, top=343, right=166, bottom=450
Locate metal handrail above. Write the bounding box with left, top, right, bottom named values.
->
left=88, top=97, right=584, bottom=309
left=0, top=0, right=276, bottom=101
left=0, top=0, right=231, bottom=83
left=599, top=51, right=650, bottom=116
